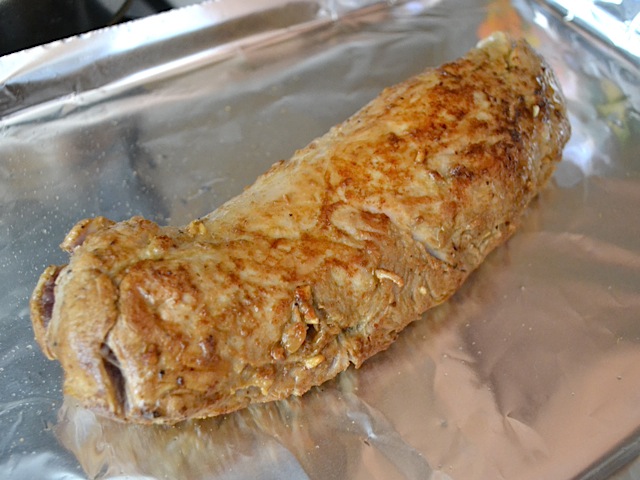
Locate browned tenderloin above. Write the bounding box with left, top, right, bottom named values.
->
left=31, top=33, right=570, bottom=424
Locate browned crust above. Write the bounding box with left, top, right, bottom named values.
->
left=30, top=33, right=570, bottom=424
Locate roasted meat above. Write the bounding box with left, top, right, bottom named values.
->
left=30, top=33, right=570, bottom=424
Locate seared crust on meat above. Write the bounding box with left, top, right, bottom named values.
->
left=30, top=33, right=570, bottom=424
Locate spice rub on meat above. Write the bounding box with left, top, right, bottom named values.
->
left=30, top=33, right=570, bottom=424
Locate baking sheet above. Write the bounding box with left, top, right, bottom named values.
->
left=1, top=0, right=639, bottom=478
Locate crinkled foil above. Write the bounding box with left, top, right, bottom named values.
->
left=538, top=0, right=640, bottom=65
left=1, top=0, right=639, bottom=479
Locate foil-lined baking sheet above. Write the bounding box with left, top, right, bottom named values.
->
left=539, top=0, right=640, bottom=64
left=1, top=0, right=639, bottom=478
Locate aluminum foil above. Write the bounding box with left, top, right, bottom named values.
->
left=1, top=0, right=639, bottom=478
left=539, top=0, right=640, bottom=64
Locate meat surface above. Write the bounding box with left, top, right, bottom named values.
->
left=30, top=32, right=570, bottom=424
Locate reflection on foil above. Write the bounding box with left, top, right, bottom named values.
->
left=536, top=0, right=640, bottom=64
left=55, top=372, right=434, bottom=480
left=519, top=0, right=640, bottom=186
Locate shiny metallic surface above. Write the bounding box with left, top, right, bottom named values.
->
left=538, top=0, right=640, bottom=64
left=1, top=0, right=639, bottom=478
